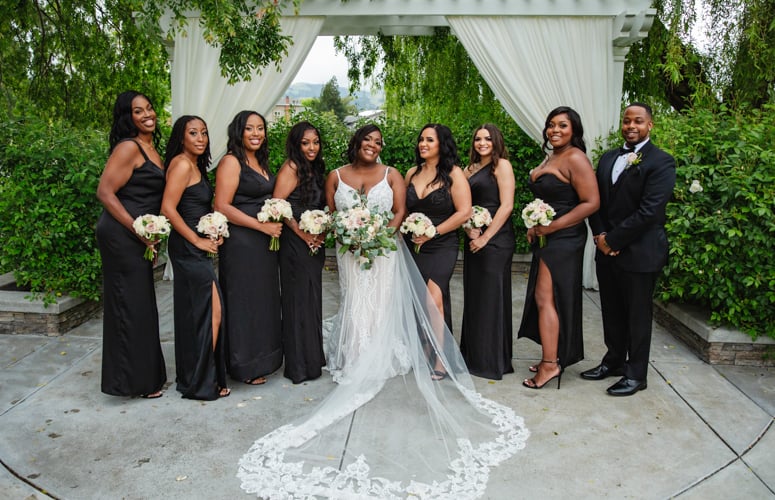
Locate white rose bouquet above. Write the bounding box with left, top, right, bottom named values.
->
left=399, top=212, right=437, bottom=254
left=196, top=211, right=230, bottom=257
left=257, top=198, right=293, bottom=251
left=521, top=198, right=555, bottom=248
left=132, top=214, right=171, bottom=261
left=331, top=196, right=396, bottom=270
left=462, top=205, right=493, bottom=231
left=298, top=209, right=332, bottom=255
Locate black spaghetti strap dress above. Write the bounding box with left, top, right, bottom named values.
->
left=96, top=140, right=167, bottom=396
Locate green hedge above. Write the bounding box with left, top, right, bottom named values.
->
left=657, top=105, right=775, bottom=339
left=0, top=113, right=105, bottom=303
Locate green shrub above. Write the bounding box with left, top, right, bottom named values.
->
left=658, top=105, right=775, bottom=339
left=0, top=113, right=105, bottom=303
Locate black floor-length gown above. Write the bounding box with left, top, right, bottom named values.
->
left=460, top=167, right=516, bottom=379
left=168, top=177, right=227, bottom=400
left=279, top=183, right=326, bottom=384
left=219, top=163, right=282, bottom=382
left=96, top=140, right=167, bottom=397
left=404, top=184, right=459, bottom=332
left=517, top=174, right=585, bottom=368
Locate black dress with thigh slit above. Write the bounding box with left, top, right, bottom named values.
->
left=517, top=174, right=585, bottom=368
left=460, top=166, right=515, bottom=379
left=168, top=176, right=227, bottom=400
left=96, top=140, right=167, bottom=397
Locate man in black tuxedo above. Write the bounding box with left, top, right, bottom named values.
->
left=582, top=103, right=676, bottom=396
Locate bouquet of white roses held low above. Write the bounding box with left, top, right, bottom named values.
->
left=462, top=205, right=493, bottom=231
left=521, top=198, right=555, bottom=248
left=298, top=209, right=332, bottom=255
left=399, top=212, right=437, bottom=254
left=257, top=198, right=293, bottom=251
left=331, top=194, right=396, bottom=270
left=196, top=211, right=230, bottom=257
left=132, top=214, right=171, bottom=261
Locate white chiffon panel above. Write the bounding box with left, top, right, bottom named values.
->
left=170, top=16, right=324, bottom=161
left=448, top=16, right=618, bottom=289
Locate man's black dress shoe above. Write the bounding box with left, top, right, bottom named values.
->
left=579, top=364, right=623, bottom=381
left=606, top=377, right=647, bottom=396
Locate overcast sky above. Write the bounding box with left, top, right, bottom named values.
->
left=292, top=37, right=350, bottom=86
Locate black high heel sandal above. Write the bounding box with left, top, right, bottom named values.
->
left=523, top=359, right=563, bottom=390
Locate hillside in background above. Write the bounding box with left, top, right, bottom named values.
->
left=284, top=82, right=384, bottom=110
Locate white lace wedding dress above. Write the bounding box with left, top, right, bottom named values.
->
left=238, top=167, right=529, bottom=499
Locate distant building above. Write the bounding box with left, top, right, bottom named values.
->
left=343, top=109, right=385, bottom=128
left=269, top=96, right=306, bottom=124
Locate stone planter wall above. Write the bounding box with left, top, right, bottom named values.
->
left=654, top=301, right=775, bottom=367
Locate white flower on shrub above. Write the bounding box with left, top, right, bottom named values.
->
left=689, top=179, right=703, bottom=193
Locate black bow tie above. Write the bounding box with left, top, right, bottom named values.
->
left=619, top=147, right=633, bottom=155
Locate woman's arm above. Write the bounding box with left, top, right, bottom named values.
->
left=161, top=157, right=219, bottom=254
left=213, top=155, right=282, bottom=238
left=470, top=159, right=515, bottom=251
left=387, top=167, right=407, bottom=229
left=96, top=142, right=145, bottom=235
left=324, top=168, right=339, bottom=212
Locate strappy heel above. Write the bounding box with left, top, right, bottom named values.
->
left=523, top=359, right=563, bottom=390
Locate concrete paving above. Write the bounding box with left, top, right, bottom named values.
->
left=0, top=268, right=772, bottom=500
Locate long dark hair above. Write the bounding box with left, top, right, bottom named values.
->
left=468, top=123, right=509, bottom=177
left=345, top=123, right=382, bottom=164
left=164, top=115, right=211, bottom=183
left=542, top=106, right=586, bottom=153
left=412, top=123, right=460, bottom=190
left=286, top=121, right=325, bottom=205
left=108, top=90, right=162, bottom=152
left=226, top=110, right=269, bottom=170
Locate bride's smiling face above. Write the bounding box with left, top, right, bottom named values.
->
left=357, top=131, right=383, bottom=163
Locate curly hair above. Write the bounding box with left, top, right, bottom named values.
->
left=541, top=106, right=586, bottom=154
left=468, top=123, right=509, bottom=178
left=411, top=123, right=460, bottom=190
left=345, top=124, right=382, bottom=164
left=286, top=121, right=325, bottom=205
left=225, top=110, right=269, bottom=170
left=164, top=115, right=211, bottom=184
left=108, top=91, right=162, bottom=153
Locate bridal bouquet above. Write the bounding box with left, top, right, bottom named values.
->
left=257, top=198, right=293, bottom=251
left=331, top=197, right=396, bottom=270
left=197, top=211, right=230, bottom=257
left=298, top=209, right=332, bottom=255
left=521, top=198, right=555, bottom=248
left=462, top=205, right=493, bottom=231
left=399, top=212, right=436, bottom=254
left=132, top=214, right=171, bottom=261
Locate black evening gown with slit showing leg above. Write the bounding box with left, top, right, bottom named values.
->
left=279, top=182, right=326, bottom=384
left=219, top=162, right=282, bottom=382
left=517, top=174, right=586, bottom=369
left=168, top=176, right=227, bottom=400
left=460, top=166, right=516, bottom=380
left=404, top=184, right=459, bottom=333
left=96, top=140, right=167, bottom=397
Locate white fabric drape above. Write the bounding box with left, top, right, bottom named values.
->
left=170, top=16, right=324, bottom=162
left=448, top=16, right=621, bottom=289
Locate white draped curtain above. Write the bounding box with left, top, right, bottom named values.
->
left=448, top=16, right=622, bottom=289
left=170, top=16, right=325, bottom=162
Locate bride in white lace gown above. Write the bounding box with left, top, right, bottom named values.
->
left=238, top=125, right=529, bottom=499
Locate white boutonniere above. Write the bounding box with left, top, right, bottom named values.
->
left=625, top=152, right=642, bottom=168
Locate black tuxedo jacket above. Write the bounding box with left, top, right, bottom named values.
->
left=589, top=141, right=676, bottom=273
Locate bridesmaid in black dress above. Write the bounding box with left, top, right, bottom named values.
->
left=273, top=121, right=327, bottom=384
left=96, top=91, right=167, bottom=399
left=518, top=107, right=600, bottom=389
left=404, top=124, right=471, bottom=379
left=460, top=124, right=516, bottom=380
left=215, top=111, right=283, bottom=386
left=161, top=115, right=229, bottom=400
